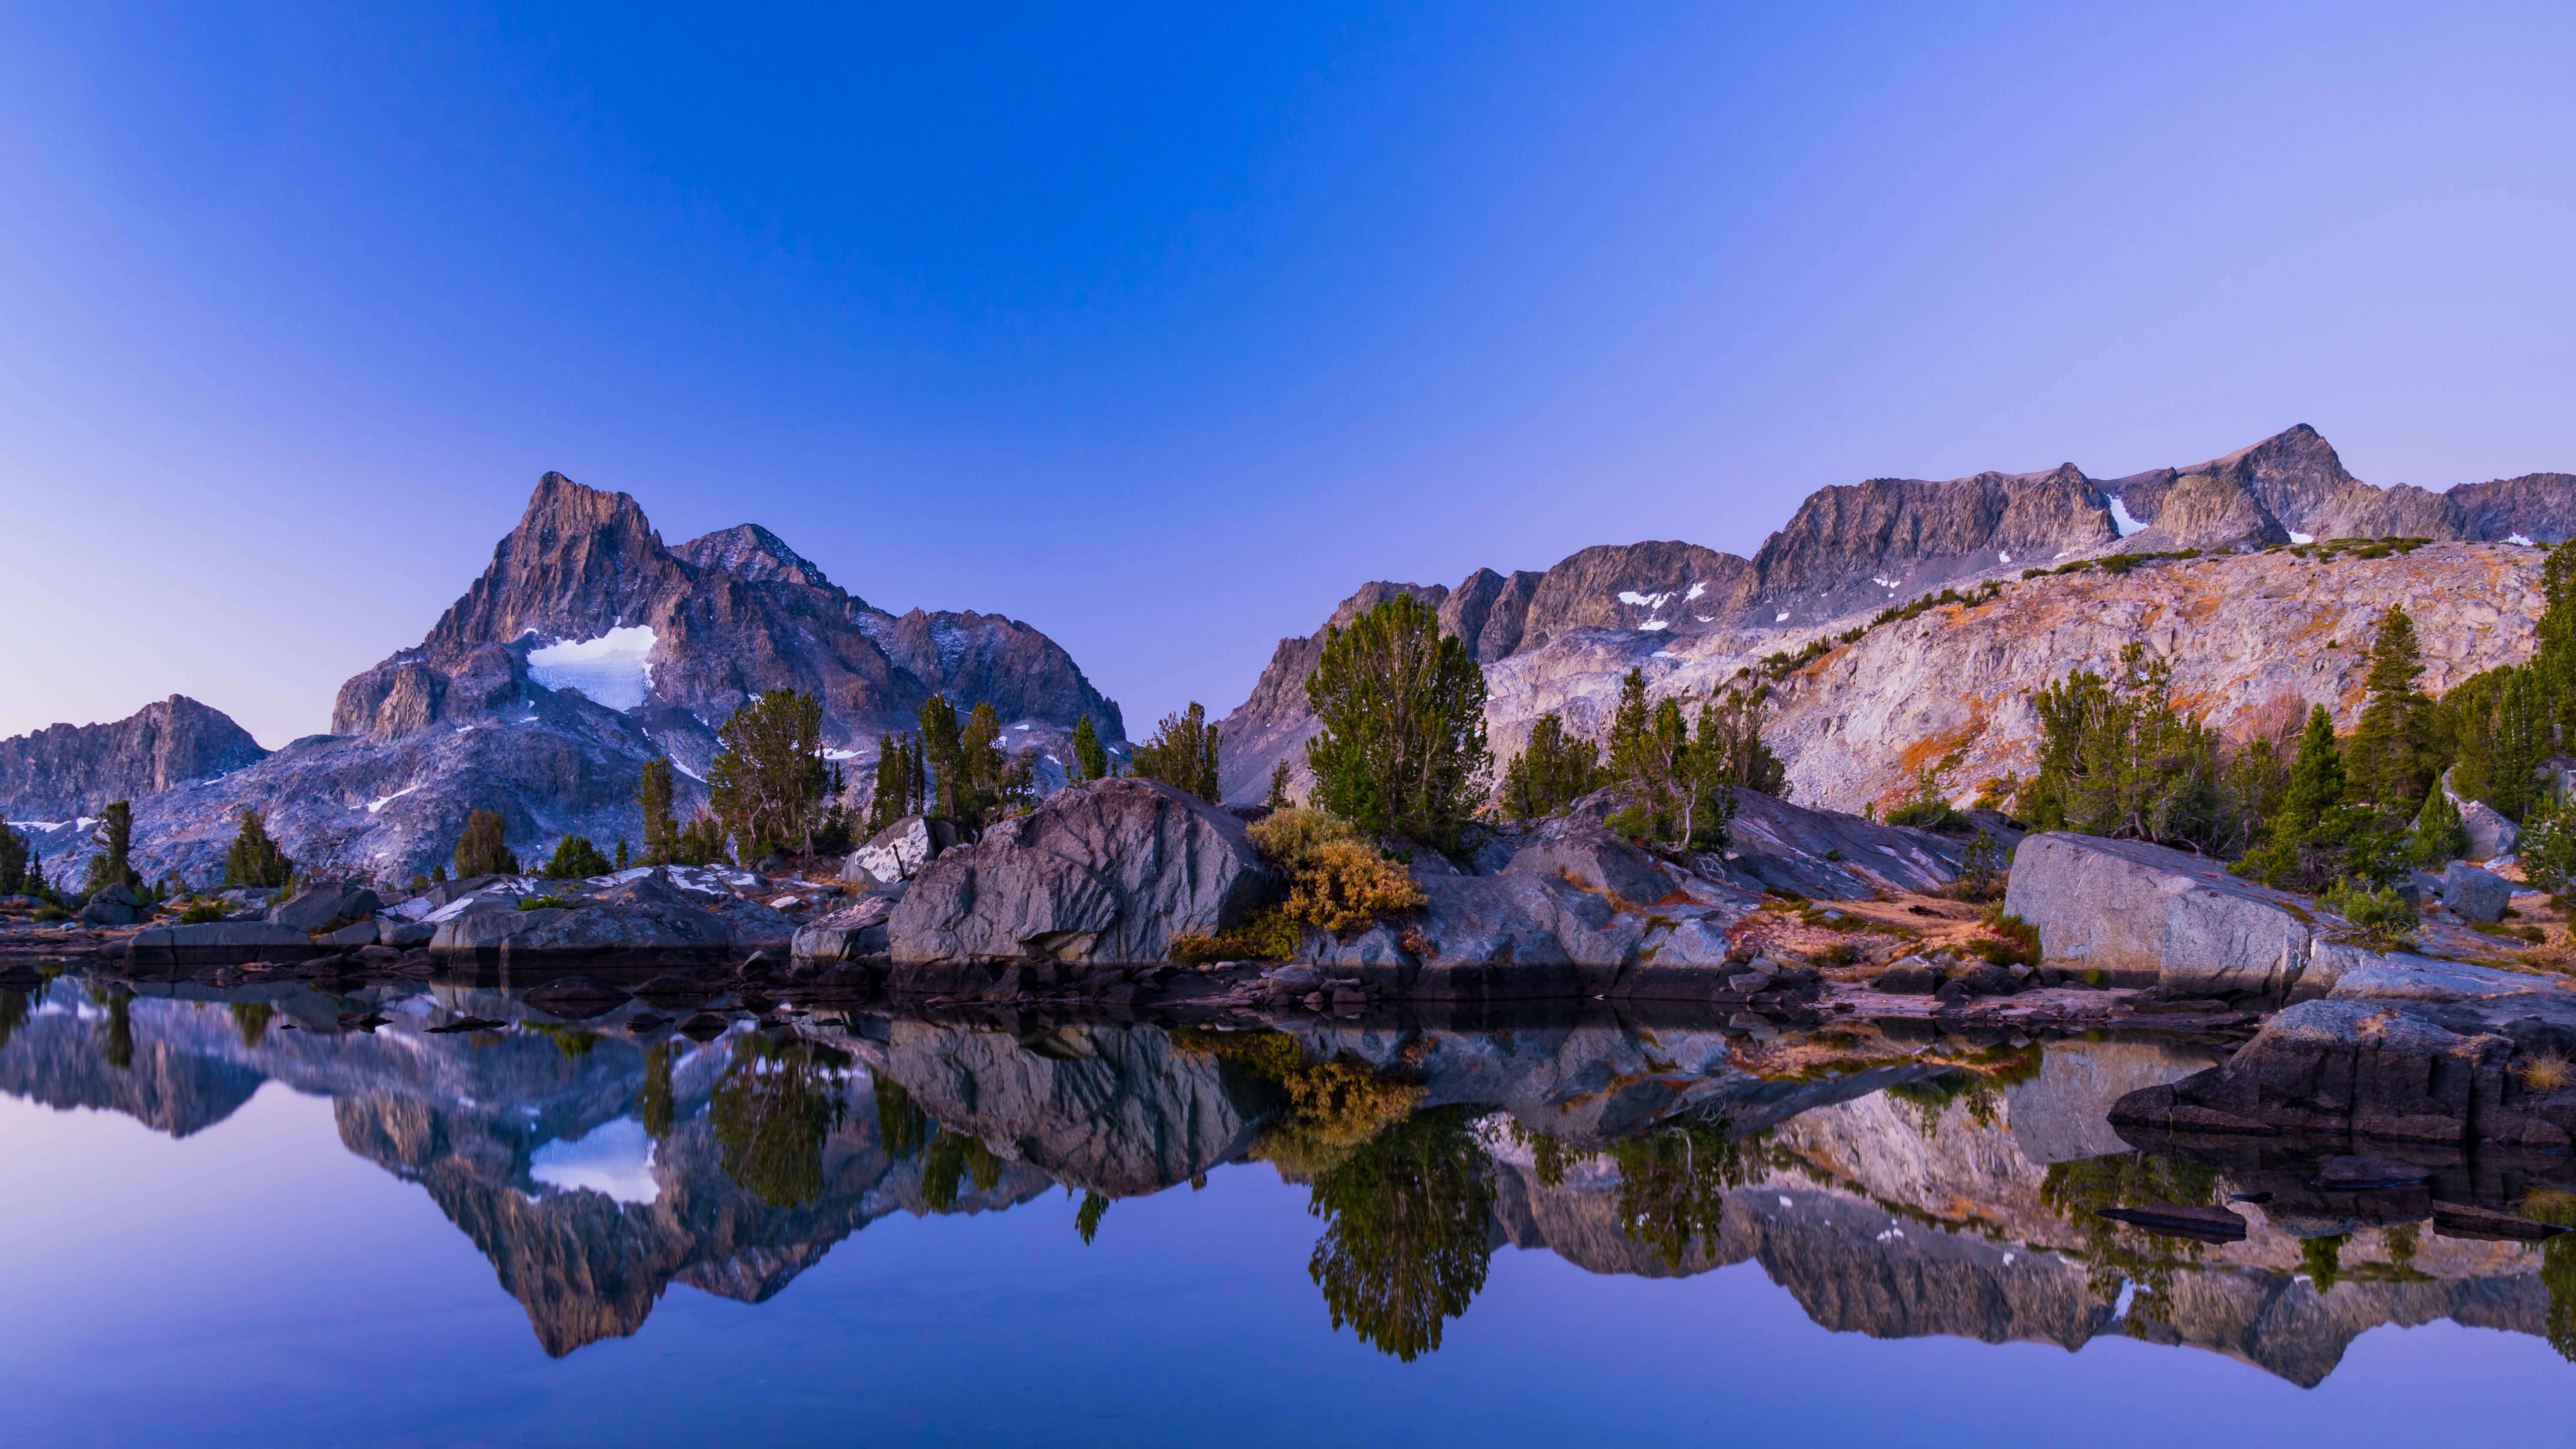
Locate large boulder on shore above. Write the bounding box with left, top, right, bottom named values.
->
left=2440, top=861, right=2512, bottom=924
left=842, top=816, right=956, bottom=886
left=888, top=779, right=1280, bottom=967
left=126, top=921, right=320, bottom=967
left=78, top=882, right=142, bottom=926
left=2004, top=832, right=2355, bottom=995
left=267, top=884, right=383, bottom=933
left=2111, top=957, right=2576, bottom=1146
left=430, top=899, right=731, bottom=963
left=2460, top=798, right=2519, bottom=862
left=792, top=893, right=898, bottom=962
left=1299, top=872, right=1751, bottom=997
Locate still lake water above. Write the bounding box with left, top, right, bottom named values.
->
left=1, top=971, right=2569, bottom=1448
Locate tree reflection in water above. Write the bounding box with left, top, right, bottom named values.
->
left=640, top=1040, right=676, bottom=1139
left=874, top=1076, right=931, bottom=1160
left=711, top=1037, right=851, bottom=1208
left=1305, top=1104, right=1495, bottom=1361
left=0, top=989, right=29, bottom=1052
left=89, top=985, right=132, bottom=1071
left=1608, top=1120, right=1754, bottom=1271
left=2039, top=1149, right=2224, bottom=1332
left=2527, top=1189, right=2576, bottom=1362
left=227, top=1001, right=274, bottom=1050
left=920, top=1128, right=1003, bottom=1214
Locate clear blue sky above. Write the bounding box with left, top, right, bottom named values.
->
left=4, top=2, right=2572, bottom=747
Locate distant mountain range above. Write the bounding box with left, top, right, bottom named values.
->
left=7, top=427, right=2571, bottom=884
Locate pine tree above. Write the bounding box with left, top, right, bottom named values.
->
left=1603, top=670, right=1656, bottom=791
left=637, top=758, right=678, bottom=865
left=1070, top=715, right=1110, bottom=784
left=2409, top=783, right=2468, bottom=867
left=1266, top=759, right=1295, bottom=811
left=614, top=838, right=630, bottom=870
left=1303, top=595, right=1491, bottom=849
left=2349, top=607, right=2434, bottom=808
left=223, top=808, right=293, bottom=889
left=82, top=801, right=139, bottom=895
left=1132, top=702, right=1222, bottom=803
left=454, top=809, right=520, bottom=878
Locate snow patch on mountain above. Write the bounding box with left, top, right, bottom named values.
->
left=527, top=627, right=657, bottom=710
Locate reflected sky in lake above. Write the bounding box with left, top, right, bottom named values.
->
left=0, top=974, right=2569, bottom=1448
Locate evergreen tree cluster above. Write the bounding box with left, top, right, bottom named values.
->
left=1598, top=670, right=1782, bottom=850
left=707, top=689, right=832, bottom=857
left=915, top=694, right=1036, bottom=831
left=2021, top=646, right=2246, bottom=853
left=864, top=731, right=928, bottom=837
left=1498, top=677, right=1784, bottom=843
left=2019, top=564, right=2576, bottom=892
left=1499, top=713, right=1601, bottom=821
left=542, top=835, right=614, bottom=880
left=1131, top=702, right=1222, bottom=803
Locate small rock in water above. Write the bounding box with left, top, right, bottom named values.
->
left=426, top=1016, right=512, bottom=1034
left=336, top=1011, right=391, bottom=1032
left=2096, top=1203, right=2247, bottom=1241
left=2312, top=1155, right=2433, bottom=1190
left=2432, top=1203, right=2570, bottom=1242
left=677, top=1011, right=731, bottom=1040
left=624, top=1011, right=670, bottom=1033
left=522, top=975, right=634, bottom=1012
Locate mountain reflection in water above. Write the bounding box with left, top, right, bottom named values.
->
left=0, top=973, right=2571, bottom=1388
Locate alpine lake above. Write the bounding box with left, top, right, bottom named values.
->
left=2, top=957, right=2570, bottom=1448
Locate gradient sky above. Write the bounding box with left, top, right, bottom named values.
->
left=4, top=2, right=2573, bottom=747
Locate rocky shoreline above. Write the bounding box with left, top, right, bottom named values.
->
left=17, top=778, right=2576, bottom=1165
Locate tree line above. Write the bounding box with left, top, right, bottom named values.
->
left=2008, top=537, right=2576, bottom=897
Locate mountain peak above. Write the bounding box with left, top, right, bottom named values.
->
left=675, top=523, right=833, bottom=591
left=423, top=473, right=681, bottom=652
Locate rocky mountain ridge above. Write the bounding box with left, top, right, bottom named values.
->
left=333, top=472, right=1122, bottom=761
left=8, top=473, right=1126, bottom=887
left=0, top=696, right=267, bottom=824
left=1221, top=425, right=2576, bottom=807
